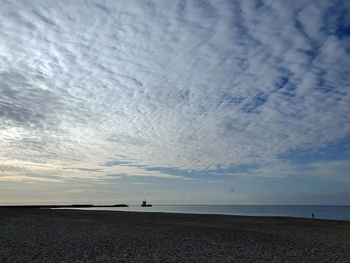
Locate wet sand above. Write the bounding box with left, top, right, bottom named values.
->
left=0, top=208, right=349, bottom=262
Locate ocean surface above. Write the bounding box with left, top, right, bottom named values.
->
left=73, top=205, right=350, bottom=221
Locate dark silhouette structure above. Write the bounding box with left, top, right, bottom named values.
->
left=141, top=200, right=152, bottom=207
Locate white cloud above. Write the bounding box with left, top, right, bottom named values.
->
left=0, top=0, right=349, bottom=176
left=0, top=175, right=62, bottom=183
left=305, top=160, right=350, bottom=183
left=105, top=165, right=190, bottom=180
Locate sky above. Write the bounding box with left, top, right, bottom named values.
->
left=0, top=0, right=350, bottom=205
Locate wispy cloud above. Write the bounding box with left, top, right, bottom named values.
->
left=0, top=0, right=349, bottom=203
left=131, top=182, right=157, bottom=186
left=0, top=175, right=62, bottom=183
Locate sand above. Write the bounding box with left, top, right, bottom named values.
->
left=0, top=208, right=350, bottom=262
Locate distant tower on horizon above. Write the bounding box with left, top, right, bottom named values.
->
left=141, top=199, right=152, bottom=207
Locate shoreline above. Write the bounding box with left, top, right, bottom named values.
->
left=52, top=204, right=350, bottom=222
left=57, top=207, right=350, bottom=223
left=0, top=204, right=128, bottom=209
left=1, top=208, right=350, bottom=262
left=2, top=205, right=347, bottom=221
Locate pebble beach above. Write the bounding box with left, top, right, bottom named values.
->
left=0, top=208, right=350, bottom=262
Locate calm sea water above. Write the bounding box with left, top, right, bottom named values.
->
left=74, top=205, right=350, bottom=221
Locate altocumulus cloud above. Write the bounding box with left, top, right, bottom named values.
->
left=0, top=0, right=349, bottom=181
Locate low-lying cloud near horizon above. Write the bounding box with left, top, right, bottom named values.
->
left=0, top=0, right=349, bottom=203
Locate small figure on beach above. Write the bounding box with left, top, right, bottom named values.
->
left=312, top=213, right=315, bottom=220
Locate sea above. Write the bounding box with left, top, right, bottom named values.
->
left=74, top=205, right=350, bottom=221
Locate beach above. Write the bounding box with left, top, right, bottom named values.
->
left=0, top=208, right=349, bottom=262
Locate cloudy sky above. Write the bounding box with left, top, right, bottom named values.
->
left=1, top=0, right=350, bottom=205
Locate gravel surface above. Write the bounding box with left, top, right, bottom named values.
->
left=0, top=208, right=350, bottom=262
